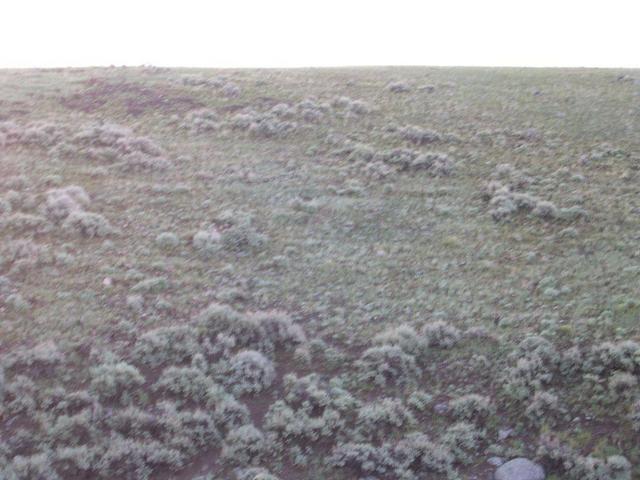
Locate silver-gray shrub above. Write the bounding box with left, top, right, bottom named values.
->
left=448, top=394, right=492, bottom=424
left=264, top=373, right=359, bottom=443
left=133, top=325, right=201, bottom=367
left=355, top=398, right=415, bottom=443
left=3, top=375, right=37, bottom=414
left=197, top=303, right=306, bottom=354
left=234, top=467, right=281, bottom=480
left=4, top=341, right=64, bottom=373
left=42, top=186, right=91, bottom=222
left=441, top=421, right=484, bottom=465
left=502, top=335, right=561, bottom=400
left=399, top=125, right=441, bottom=145
left=221, top=425, right=268, bottom=466
left=525, top=390, right=560, bottom=425
left=62, top=210, right=113, bottom=237
left=373, top=324, right=428, bottom=360
left=538, top=435, right=631, bottom=480
left=226, top=350, right=275, bottom=395
left=212, top=396, right=251, bottom=433
left=356, top=345, right=421, bottom=387
left=96, top=434, right=185, bottom=479
left=421, top=320, right=462, bottom=348
left=153, top=365, right=215, bottom=402
left=89, top=362, right=145, bottom=403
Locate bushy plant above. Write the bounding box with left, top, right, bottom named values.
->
left=62, top=210, right=113, bottom=237
left=399, top=125, right=441, bottom=145
left=212, top=395, right=251, bottom=433
left=356, top=345, right=421, bottom=387
left=53, top=445, right=95, bottom=478
left=221, top=425, right=268, bottom=465
left=355, top=398, right=415, bottom=443
left=538, top=435, right=631, bottom=480
left=524, top=390, right=560, bottom=425
left=373, top=324, right=428, bottom=359
left=133, top=325, right=201, bottom=367
left=449, top=394, right=492, bottom=424
left=3, top=375, right=37, bottom=414
left=4, top=341, right=64, bottom=372
left=44, top=409, right=96, bottom=447
left=154, top=365, right=215, bottom=402
left=155, top=231, right=180, bottom=249
left=422, top=320, right=461, bottom=348
left=42, top=186, right=90, bottom=221
left=387, top=81, right=411, bottom=93
left=441, top=422, right=484, bottom=464
left=198, top=304, right=306, bottom=354
left=328, top=442, right=394, bottom=476
left=392, top=432, right=454, bottom=475
left=10, top=452, right=60, bottom=480
left=130, top=276, right=169, bottom=294
left=90, top=362, right=145, bottom=403
left=226, top=350, right=275, bottom=395
left=97, top=435, right=184, bottom=479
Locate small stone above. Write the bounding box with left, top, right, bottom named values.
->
left=494, top=458, right=545, bottom=480
left=103, top=277, right=113, bottom=287
left=434, top=402, right=448, bottom=414
left=498, top=428, right=513, bottom=441
left=488, top=456, right=505, bottom=467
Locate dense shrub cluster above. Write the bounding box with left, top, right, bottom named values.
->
left=0, top=182, right=113, bottom=238
left=264, top=373, right=359, bottom=444
left=71, top=123, right=169, bottom=171
left=483, top=163, right=587, bottom=222
left=332, top=140, right=455, bottom=178
left=194, top=210, right=268, bottom=255
left=538, top=434, right=632, bottom=480
left=0, top=302, right=313, bottom=479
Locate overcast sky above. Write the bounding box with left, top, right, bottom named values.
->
left=2, top=0, right=638, bottom=69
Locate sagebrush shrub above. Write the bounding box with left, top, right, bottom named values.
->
left=442, top=422, right=484, bottom=464
left=221, top=425, right=267, bottom=465
left=133, top=325, right=201, bottom=367
left=449, top=394, right=492, bottom=424
left=212, top=396, right=251, bottom=433
left=97, top=435, right=184, bottom=479
left=392, top=432, right=454, bottom=475
left=226, top=350, right=275, bottom=395
left=154, top=365, right=214, bottom=402
left=62, top=210, right=113, bottom=237
left=387, top=81, right=411, bottom=93
left=355, top=398, right=415, bottom=443
left=89, top=362, right=145, bottom=403
left=235, top=467, right=281, bottom=480
left=399, top=125, right=441, bottom=145
left=525, top=390, right=560, bottom=425
left=421, top=320, right=461, bottom=348
left=155, top=232, right=180, bottom=249
left=5, top=341, right=64, bottom=372
left=356, top=345, right=421, bottom=387
left=373, top=324, right=427, bottom=359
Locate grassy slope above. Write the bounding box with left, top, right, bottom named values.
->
left=0, top=66, right=639, bottom=479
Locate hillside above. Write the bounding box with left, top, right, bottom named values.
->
left=1, top=66, right=639, bottom=479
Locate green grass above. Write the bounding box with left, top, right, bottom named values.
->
left=1, top=66, right=639, bottom=480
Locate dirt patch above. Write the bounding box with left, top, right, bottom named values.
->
left=60, top=78, right=204, bottom=116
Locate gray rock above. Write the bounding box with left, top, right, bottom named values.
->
left=495, top=458, right=545, bottom=480
left=488, top=456, right=505, bottom=467
left=498, top=427, right=514, bottom=440
left=434, top=402, right=448, bottom=414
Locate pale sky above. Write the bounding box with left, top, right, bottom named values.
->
left=1, top=0, right=638, bottom=69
